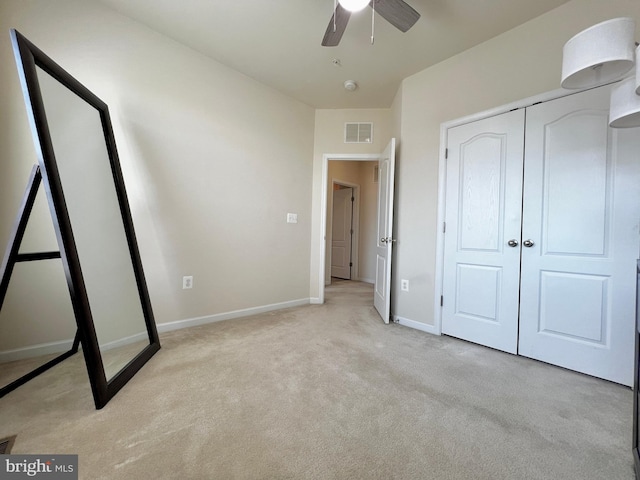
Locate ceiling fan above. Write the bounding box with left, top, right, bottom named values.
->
left=322, top=0, right=420, bottom=47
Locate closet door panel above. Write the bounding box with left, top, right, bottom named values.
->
left=519, top=85, right=640, bottom=386
left=542, top=112, right=609, bottom=256
left=442, top=109, right=525, bottom=354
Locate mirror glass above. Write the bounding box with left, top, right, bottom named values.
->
left=0, top=157, right=79, bottom=397
left=35, top=67, right=151, bottom=381
left=0, top=260, right=76, bottom=388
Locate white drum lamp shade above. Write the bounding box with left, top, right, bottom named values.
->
left=610, top=76, right=640, bottom=128
left=561, top=17, right=636, bottom=89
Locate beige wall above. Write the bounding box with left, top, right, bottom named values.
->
left=393, top=0, right=640, bottom=327
left=0, top=0, right=315, bottom=353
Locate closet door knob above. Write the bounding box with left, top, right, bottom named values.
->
left=523, top=239, right=535, bottom=247
left=507, top=239, right=519, bottom=247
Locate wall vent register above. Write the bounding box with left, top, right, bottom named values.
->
left=345, top=122, right=373, bottom=143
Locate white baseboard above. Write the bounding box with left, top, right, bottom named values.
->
left=0, top=298, right=311, bottom=362
left=99, top=331, right=149, bottom=352
left=357, top=277, right=374, bottom=284
left=156, top=298, right=310, bottom=334
left=0, top=338, right=75, bottom=363
left=393, top=315, right=440, bottom=335
left=310, top=297, right=323, bottom=305
left=0, top=332, right=148, bottom=363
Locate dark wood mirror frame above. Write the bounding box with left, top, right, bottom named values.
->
left=6, top=29, right=160, bottom=409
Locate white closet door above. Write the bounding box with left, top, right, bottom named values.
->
left=519, top=85, right=640, bottom=386
left=442, top=109, right=525, bottom=353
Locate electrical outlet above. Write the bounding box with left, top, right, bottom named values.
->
left=287, top=213, right=298, bottom=224
left=401, top=279, right=409, bottom=292
left=183, top=276, right=193, bottom=289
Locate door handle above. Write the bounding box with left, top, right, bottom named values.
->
left=380, top=237, right=396, bottom=244
left=380, top=237, right=387, bottom=244
left=523, top=239, right=535, bottom=247
left=507, top=239, right=519, bottom=247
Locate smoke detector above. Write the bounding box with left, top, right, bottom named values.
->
left=344, top=80, right=358, bottom=91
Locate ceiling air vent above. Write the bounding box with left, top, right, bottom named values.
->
left=345, top=122, right=373, bottom=144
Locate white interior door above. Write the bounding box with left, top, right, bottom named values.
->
left=442, top=110, right=525, bottom=353
left=374, top=138, right=396, bottom=323
left=518, top=85, right=640, bottom=386
left=331, top=187, right=353, bottom=280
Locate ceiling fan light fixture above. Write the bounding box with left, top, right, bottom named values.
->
left=339, top=0, right=370, bottom=13
left=561, top=17, right=636, bottom=89
left=609, top=76, right=640, bottom=128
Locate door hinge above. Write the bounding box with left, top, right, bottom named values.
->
left=443, top=222, right=446, bottom=233
left=440, top=295, right=444, bottom=307
left=351, top=196, right=355, bottom=202
left=349, top=262, right=353, bottom=267
left=350, top=229, right=354, bottom=235
left=445, top=148, right=448, bottom=159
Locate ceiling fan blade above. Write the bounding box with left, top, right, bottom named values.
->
left=373, top=0, right=420, bottom=32
left=322, top=4, right=351, bottom=46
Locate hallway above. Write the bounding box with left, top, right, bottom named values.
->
left=324, top=279, right=374, bottom=306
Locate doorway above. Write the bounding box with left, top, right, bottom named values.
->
left=325, top=172, right=369, bottom=286
left=317, top=138, right=396, bottom=323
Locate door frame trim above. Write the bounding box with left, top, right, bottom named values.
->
left=317, top=153, right=380, bottom=304
left=434, top=85, right=606, bottom=335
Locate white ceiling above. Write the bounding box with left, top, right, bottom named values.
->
left=96, top=0, right=572, bottom=109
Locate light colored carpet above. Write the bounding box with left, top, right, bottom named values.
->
left=0, top=279, right=634, bottom=479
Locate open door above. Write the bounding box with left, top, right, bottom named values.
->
left=374, top=138, right=396, bottom=323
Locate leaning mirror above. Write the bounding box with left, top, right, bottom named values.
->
left=3, top=30, right=160, bottom=409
